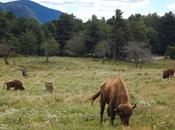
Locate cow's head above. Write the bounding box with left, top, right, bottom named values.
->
left=114, top=103, right=136, bottom=126
left=21, top=87, right=25, bottom=90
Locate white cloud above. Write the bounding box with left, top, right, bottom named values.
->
left=0, top=0, right=14, bottom=2
left=1, top=0, right=150, bottom=21
left=167, top=3, right=175, bottom=10
left=34, top=0, right=150, bottom=21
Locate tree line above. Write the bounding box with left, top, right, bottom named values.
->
left=0, top=9, right=175, bottom=64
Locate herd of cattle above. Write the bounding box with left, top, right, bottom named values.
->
left=3, top=80, right=54, bottom=93
left=2, top=68, right=175, bottom=127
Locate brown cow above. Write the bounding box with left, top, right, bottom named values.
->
left=4, top=79, right=25, bottom=91
left=88, top=77, right=136, bottom=126
left=45, top=82, right=54, bottom=94
left=163, top=69, right=174, bottom=79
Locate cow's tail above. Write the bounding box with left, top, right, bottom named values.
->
left=87, top=90, right=100, bottom=106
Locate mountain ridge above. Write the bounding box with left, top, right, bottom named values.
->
left=0, top=0, right=63, bottom=23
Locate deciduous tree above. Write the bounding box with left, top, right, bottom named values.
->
left=125, top=41, right=152, bottom=67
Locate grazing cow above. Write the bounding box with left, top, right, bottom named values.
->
left=163, top=69, right=174, bottom=79
left=88, top=77, right=136, bottom=126
left=4, top=79, right=25, bottom=91
left=45, top=82, right=54, bottom=94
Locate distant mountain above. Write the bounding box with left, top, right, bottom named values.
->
left=0, top=2, right=3, bottom=7
left=0, top=0, right=63, bottom=23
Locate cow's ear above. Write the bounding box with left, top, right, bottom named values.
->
left=132, top=104, right=137, bottom=110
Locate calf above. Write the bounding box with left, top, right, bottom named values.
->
left=45, top=82, right=54, bottom=94
left=88, top=77, right=136, bottom=126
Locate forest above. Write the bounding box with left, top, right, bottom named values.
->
left=0, top=9, right=175, bottom=63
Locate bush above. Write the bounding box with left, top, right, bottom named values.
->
left=124, top=41, right=152, bottom=67
left=166, top=45, right=175, bottom=59
left=66, top=33, right=86, bottom=56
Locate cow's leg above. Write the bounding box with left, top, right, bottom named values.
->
left=107, top=106, right=110, bottom=117
left=172, top=74, right=174, bottom=78
left=100, top=97, right=105, bottom=124
left=110, top=111, right=115, bottom=125
left=6, top=86, right=10, bottom=90
left=109, top=103, right=115, bottom=125
left=14, top=86, right=18, bottom=91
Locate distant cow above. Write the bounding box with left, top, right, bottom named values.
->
left=163, top=69, right=174, bottom=79
left=88, top=77, right=136, bottom=126
left=4, top=79, right=25, bottom=91
left=45, top=82, right=54, bottom=94
left=20, top=66, right=29, bottom=78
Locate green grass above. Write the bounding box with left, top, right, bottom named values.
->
left=0, top=57, right=175, bottom=130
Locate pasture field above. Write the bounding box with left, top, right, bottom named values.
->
left=0, top=57, right=175, bottom=130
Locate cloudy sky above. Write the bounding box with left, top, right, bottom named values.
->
left=1, top=0, right=175, bottom=21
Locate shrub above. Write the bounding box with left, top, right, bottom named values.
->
left=166, top=45, right=175, bottom=59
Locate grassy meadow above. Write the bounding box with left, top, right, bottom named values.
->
left=0, top=57, right=175, bottom=130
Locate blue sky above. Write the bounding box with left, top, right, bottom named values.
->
left=1, top=0, right=175, bottom=21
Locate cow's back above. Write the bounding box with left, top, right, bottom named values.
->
left=100, top=77, right=129, bottom=105
left=14, top=80, right=22, bottom=86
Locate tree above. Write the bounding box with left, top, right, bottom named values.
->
left=143, top=13, right=161, bottom=55
left=128, top=14, right=144, bottom=22
left=146, top=27, right=161, bottom=54
left=66, top=33, right=86, bottom=56
left=127, top=14, right=148, bottom=42
left=84, top=15, right=102, bottom=54
left=124, top=41, right=152, bottom=67
left=0, top=43, right=10, bottom=64
left=0, top=39, right=12, bottom=64
left=159, top=12, right=175, bottom=55
left=0, top=12, right=14, bottom=64
left=8, top=17, right=43, bottom=55
left=41, top=37, right=59, bottom=62
left=45, top=20, right=58, bottom=39
left=19, top=30, right=38, bottom=55
left=0, top=11, right=14, bottom=39
left=110, top=9, right=129, bottom=59
left=128, top=13, right=162, bottom=55
left=56, top=13, right=82, bottom=55
left=0, top=34, right=19, bottom=64
left=94, top=40, right=110, bottom=58
left=144, top=13, right=160, bottom=32
left=128, top=20, right=148, bottom=42
left=98, top=18, right=111, bottom=40
left=166, top=45, right=175, bottom=59
left=40, top=24, right=59, bottom=62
